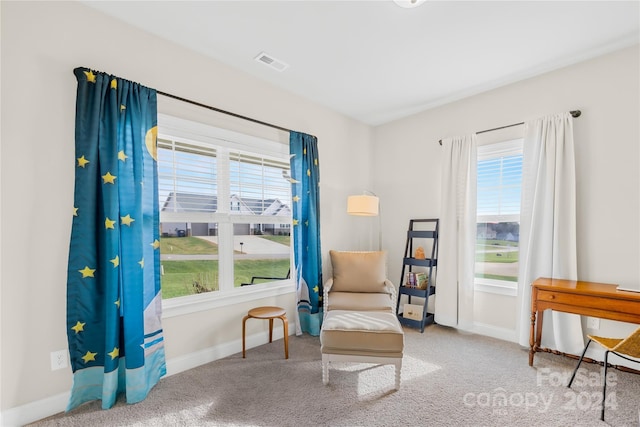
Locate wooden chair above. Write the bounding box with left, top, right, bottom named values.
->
left=567, top=326, right=640, bottom=421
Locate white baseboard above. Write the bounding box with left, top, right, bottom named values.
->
left=1, top=325, right=293, bottom=427
left=0, top=391, right=70, bottom=427
left=471, top=322, right=518, bottom=343
left=166, top=324, right=290, bottom=376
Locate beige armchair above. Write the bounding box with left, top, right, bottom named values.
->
left=320, top=250, right=404, bottom=390
left=323, top=250, right=397, bottom=315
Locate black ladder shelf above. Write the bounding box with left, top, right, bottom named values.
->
left=396, top=219, right=439, bottom=332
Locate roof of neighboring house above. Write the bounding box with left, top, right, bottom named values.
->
left=162, top=192, right=218, bottom=213
left=162, top=192, right=289, bottom=215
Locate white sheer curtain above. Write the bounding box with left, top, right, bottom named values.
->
left=517, top=112, right=584, bottom=354
left=436, top=135, right=477, bottom=330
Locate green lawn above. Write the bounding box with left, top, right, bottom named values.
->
left=161, top=258, right=290, bottom=299
left=233, top=259, right=290, bottom=285
left=161, top=260, right=219, bottom=299
left=476, top=251, right=519, bottom=263
left=160, top=236, right=218, bottom=255
left=260, top=235, right=291, bottom=246
left=476, top=239, right=519, bottom=263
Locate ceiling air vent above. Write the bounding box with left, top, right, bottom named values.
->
left=254, top=52, right=289, bottom=72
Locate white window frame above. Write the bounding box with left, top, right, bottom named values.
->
left=157, top=114, right=295, bottom=318
left=474, top=138, right=523, bottom=297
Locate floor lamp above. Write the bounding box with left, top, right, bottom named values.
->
left=347, top=193, right=381, bottom=250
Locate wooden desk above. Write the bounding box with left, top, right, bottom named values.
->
left=529, top=277, right=640, bottom=366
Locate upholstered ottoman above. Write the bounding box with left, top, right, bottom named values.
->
left=320, top=310, right=404, bottom=390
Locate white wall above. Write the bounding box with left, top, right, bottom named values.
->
left=373, top=45, right=640, bottom=343
left=2, top=0, right=638, bottom=423
left=0, top=0, right=373, bottom=418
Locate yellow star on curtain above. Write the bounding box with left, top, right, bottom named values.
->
left=77, top=155, right=90, bottom=168
left=81, top=351, right=97, bottom=363
left=108, top=347, right=119, bottom=360
left=71, top=321, right=85, bottom=334
left=102, top=172, right=116, bottom=184
left=105, top=218, right=116, bottom=229
left=110, top=255, right=119, bottom=268
left=84, top=70, right=96, bottom=83
left=78, top=266, right=96, bottom=278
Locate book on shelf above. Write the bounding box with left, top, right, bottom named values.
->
left=404, top=272, right=428, bottom=289
left=403, top=303, right=423, bottom=321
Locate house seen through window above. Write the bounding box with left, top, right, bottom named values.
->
left=475, top=138, right=523, bottom=288
left=157, top=116, right=293, bottom=300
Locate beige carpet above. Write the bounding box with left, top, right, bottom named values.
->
left=30, top=325, right=640, bottom=426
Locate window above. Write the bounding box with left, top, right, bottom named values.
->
left=475, top=138, right=523, bottom=294
left=157, top=115, right=293, bottom=305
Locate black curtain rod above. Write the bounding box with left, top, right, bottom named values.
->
left=156, top=90, right=293, bottom=134
left=438, top=110, right=582, bottom=145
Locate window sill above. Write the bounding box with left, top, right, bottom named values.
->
left=474, top=279, right=517, bottom=297
left=162, top=280, right=296, bottom=318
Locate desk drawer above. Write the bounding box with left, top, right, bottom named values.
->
left=537, top=290, right=639, bottom=316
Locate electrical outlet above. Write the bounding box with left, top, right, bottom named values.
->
left=50, top=350, right=68, bottom=371
left=586, top=317, right=600, bottom=330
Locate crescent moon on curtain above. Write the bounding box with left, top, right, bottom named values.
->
left=145, top=126, right=158, bottom=161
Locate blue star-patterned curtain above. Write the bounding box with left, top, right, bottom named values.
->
left=289, top=132, right=323, bottom=335
left=66, top=68, right=166, bottom=411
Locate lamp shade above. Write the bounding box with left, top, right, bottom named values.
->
left=347, top=195, right=379, bottom=216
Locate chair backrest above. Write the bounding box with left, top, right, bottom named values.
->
left=614, top=326, right=640, bottom=358
left=329, top=250, right=388, bottom=294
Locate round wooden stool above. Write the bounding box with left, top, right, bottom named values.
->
left=242, top=306, right=289, bottom=359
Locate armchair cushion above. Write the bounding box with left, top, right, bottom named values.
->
left=325, top=291, right=395, bottom=312
left=329, top=250, right=388, bottom=293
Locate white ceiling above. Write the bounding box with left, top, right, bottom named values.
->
left=83, top=1, right=639, bottom=126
